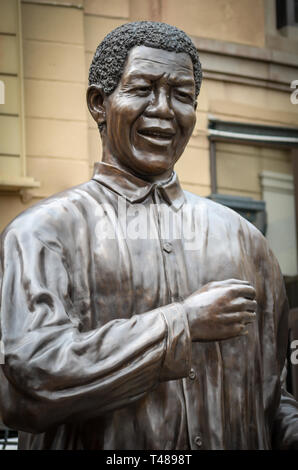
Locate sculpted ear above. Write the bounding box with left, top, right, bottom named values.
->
left=86, top=85, right=106, bottom=127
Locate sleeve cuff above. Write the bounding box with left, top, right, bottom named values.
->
left=159, top=302, right=192, bottom=381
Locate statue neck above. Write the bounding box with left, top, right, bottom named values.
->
left=100, top=136, right=174, bottom=184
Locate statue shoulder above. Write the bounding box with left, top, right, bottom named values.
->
left=183, top=189, right=268, bottom=247
left=1, top=181, right=94, bottom=242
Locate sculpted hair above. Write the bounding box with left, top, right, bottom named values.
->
left=88, top=21, right=202, bottom=97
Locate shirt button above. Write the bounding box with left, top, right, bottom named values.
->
left=163, top=242, right=172, bottom=253
left=189, top=368, right=196, bottom=380
left=194, top=435, right=202, bottom=447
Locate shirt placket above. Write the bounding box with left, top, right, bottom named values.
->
left=152, top=186, right=204, bottom=450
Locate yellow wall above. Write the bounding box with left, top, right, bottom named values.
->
left=130, top=0, right=265, bottom=47
left=0, top=0, right=23, bottom=181
left=22, top=1, right=89, bottom=199
left=161, top=0, right=265, bottom=47
left=216, top=143, right=292, bottom=200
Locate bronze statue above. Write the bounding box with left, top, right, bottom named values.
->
left=0, top=21, right=298, bottom=450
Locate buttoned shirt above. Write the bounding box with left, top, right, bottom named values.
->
left=1, top=162, right=298, bottom=450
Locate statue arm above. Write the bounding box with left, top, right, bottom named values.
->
left=0, top=225, right=191, bottom=433
left=272, top=365, right=298, bottom=449
left=268, top=250, right=298, bottom=449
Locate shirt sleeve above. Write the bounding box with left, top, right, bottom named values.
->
left=0, top=222, right=191, bottom=434
left=272, top=367, right=298, bottom=449
left=267, top=248, right=298, bottom=449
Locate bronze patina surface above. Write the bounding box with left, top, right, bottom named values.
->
left=0, top=21, right=298, bottom=450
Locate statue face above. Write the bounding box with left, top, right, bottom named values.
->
left=103, top=45, right=197, bottom=178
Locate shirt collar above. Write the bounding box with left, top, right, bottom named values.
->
left=92, top=162, right=186, bottom=211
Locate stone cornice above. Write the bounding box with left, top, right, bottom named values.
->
left=191, top=36, right=298, bottom=92
left=191, top=35, right=298, bottom=68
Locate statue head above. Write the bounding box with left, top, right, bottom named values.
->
left=87, top=21, right=202, bottom=181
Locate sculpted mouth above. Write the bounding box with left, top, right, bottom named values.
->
left=137, top=127, right=175, bottom=144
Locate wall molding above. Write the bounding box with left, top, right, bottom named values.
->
left=260, top=170, right=294, bottom=194
left=21, top=0, right=83, bottom=9
left=191, top=35, right=298, bottom=68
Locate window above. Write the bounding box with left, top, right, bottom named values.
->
left=208, top=119, right=298, bottom=276
left=276, top=0, right=298, bottom=29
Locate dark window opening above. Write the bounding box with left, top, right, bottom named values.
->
left=276, top=0, right=287, bottom=28
left=276, top=0, right=298, bottom=28
left=295, top=0, right=298, bottom=22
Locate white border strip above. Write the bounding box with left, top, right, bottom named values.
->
left=209, top=128, right=298, bottom=144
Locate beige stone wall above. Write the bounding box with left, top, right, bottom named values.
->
left=0, top=0, right=90, bottom=230
left=22, top=0, right=89, bottom=199
left=0, top=0, right=23, bottom=183
left=0, top=0, right=298, bottom=233
left=130, top=0, right=265, bottom=47
left=162, top=0, right=265, bottom=48
left=216, top=143, right=292, bottom=200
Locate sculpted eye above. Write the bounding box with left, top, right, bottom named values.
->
left=175, top=90, right=193, bottom=103
left=134, top=86, right=152, bottom=96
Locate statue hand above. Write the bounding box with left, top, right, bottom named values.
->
left=183, top=279, right=257, bottom=342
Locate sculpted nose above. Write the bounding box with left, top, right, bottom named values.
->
left=145, top=88, right=174, bottom=119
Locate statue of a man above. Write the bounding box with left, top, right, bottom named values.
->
left=0, top=21, right=298, bottom=450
